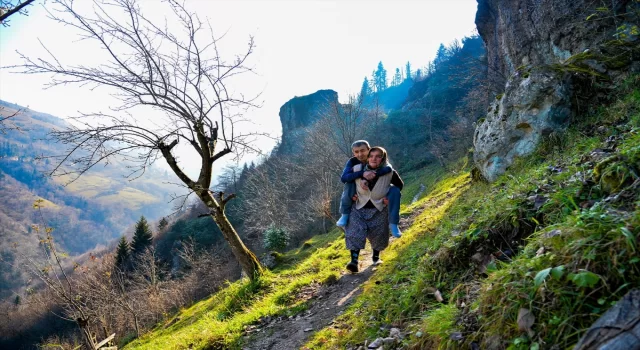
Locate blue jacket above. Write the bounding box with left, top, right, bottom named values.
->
left=340, top=157, right=393, bottom=184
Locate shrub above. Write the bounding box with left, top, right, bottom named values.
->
left=263, top=225, right=290, bottom=252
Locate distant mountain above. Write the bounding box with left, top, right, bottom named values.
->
left=0, top=101, right=184, bottom=299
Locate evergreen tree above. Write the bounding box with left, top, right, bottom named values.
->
left=392, top=68, right=402, bottom=87
left=131, top=216, right=153, bottom=256
left=405, top=61, right=412, bottom=81
left=415, top=68, right=423, bottom=80
left=114, top=236, right=130, bottom=268
left=158, top=217, right=168, bottom=231
left=359, top=77, right=372, bottom=102
left=373, top=61, right=387, bottom=92
left=433, top=43, right=449, bottom=66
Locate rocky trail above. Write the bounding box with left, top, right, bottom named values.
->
left=242, top=240, right=404, bottom=350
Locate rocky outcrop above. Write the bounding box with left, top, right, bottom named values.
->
left=278, top=89, right=338, bottom=154
left=573, top=289, right=640, bottom=350
left=473, top=0, right=640, bottom=181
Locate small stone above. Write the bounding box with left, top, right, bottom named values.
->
left=382, top=337, right=396, bottom=344
left=368, top=338, right=383, bottom=348
left=434, top=290, right=444, bottom=302
left=389, top=327, right=402, bottom=338
left=536, top=246, right=546, bottom=256
left=304, top=327, right=313, bottom=332
left=450, top=332, right=463, bottom=341
left=415, top=331, right=423, bottom=337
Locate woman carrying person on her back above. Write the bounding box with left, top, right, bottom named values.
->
left=344, top=146, right=403, bottom=273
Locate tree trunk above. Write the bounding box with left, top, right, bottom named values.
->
left=133, top=313, right=140, bottom=337
left=197, top=191, right=263, bottom=279
left=79, top=324, right=97, bottom=350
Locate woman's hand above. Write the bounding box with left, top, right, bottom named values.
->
left=360, top=180, right=368, bottom=190
left=352, top=194, right=358, bottom=201
left=383, top=197, right=389, bottom=206
left=363, top=171, right=376, bottom=180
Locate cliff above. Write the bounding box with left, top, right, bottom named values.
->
left=474, top=0, right=640, bottom=181
left=278, top=89, right=338, bottom=154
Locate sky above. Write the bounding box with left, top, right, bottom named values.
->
left=0, top=0, right=479, bottom=179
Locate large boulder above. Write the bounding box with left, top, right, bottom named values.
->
left=473, top=0, right=640, bottom=181
left=474, top=69, right=572, bottom=181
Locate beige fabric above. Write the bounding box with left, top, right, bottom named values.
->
left=353, top=164, right=392, bottom=211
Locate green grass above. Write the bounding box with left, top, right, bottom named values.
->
left=124, top=166, right=467, bottom=350
left=303, top=82, right=640, bottom=349
left=399, top=164, right=447, bottom=210
left=124, top=230, right=350, bottom=350
left=129, top=80, right=640, bottom=350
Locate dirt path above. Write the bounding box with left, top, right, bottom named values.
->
left=241, top=249, right=380, bottom=350
left=242, top=202, right=420, bottom=350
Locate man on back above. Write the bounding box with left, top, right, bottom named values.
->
left=336, top=140, right=402, bottom=237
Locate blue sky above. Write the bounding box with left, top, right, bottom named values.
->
left=0, top=0, right=479, bottom=176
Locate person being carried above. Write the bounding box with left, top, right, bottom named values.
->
left=344, top=146, right=404, bottom=273
left=336, top=140, right=402, bottom=238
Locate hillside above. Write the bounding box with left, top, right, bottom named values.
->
left=0, top=101, right=183, bottom=298
left=123, top=79, right=640, bottom=349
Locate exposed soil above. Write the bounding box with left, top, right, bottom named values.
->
left=241, top=249, right=379, bottom=350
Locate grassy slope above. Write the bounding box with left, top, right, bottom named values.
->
left=306, top=81, right=640, bottom=349
left=122, top=167, right=468, bottom=350
left=126, top=80, right=640, bottom=350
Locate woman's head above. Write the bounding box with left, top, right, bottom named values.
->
left=367, top=146, right=388, bottom=169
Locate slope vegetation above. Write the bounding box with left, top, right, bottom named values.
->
left=126, top=78, right=639, bottom=349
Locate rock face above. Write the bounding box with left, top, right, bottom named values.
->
left=473, top=0, right=640, bottom=181
left=474, top=69, right=572, bottom=181
left=278, top=89, right=338, bottom=154
left=573, top=289, right=640, bottom=350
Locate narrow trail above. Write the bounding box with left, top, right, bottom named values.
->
left=242, top=184, right=461, bottom=350
left=243, top=227, right=417, bottom=350
left=241, top=190, right=444, bottom=349
left=242, top=249, right=379, bottom=350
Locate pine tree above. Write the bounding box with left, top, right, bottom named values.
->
left=114, top=236, right=130, bottom=268
left=359, top=77, right=372, bottom=102
left=131, top=216, right=153, bottom=256
left=392, top=68, right=402, bottom=87
left=158, top=217, right=168, bottom=231
left=405, top=61, right=412, bottom=82
left=373, top=61, right=387, bottom=92
left=415, top=68, right=423, bottom=80
left=433, top=43, right=449, bottom=66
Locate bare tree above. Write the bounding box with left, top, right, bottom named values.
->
left=321, top=95, right=383, bottom=157
left=0, top=0, right=36, bottom=26
left=23, top=201, right=99, bottom=349
left=13, top=0, right=265, bottom=278
left=0, top=105, right=24, bottom=134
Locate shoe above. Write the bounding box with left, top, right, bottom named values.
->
left=372, top=258, right=383, bottom=266
left=390, top=224, right=402, bottom=238
left=346, top=260, right=359, bottom=273
left=336, top=214, right=349, bottom=230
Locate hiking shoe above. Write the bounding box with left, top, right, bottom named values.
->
left=346, top=260, right=359, bottom=273
left=372, top=258, right=383, bottom=266
left=336, top=214, right=349, bottom=231
left=390, top=224, right=402, bottom=238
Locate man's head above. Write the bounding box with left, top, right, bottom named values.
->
left=367, top=146, right=388, bottom=169
left=351, top=140, right=370, bottom=163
